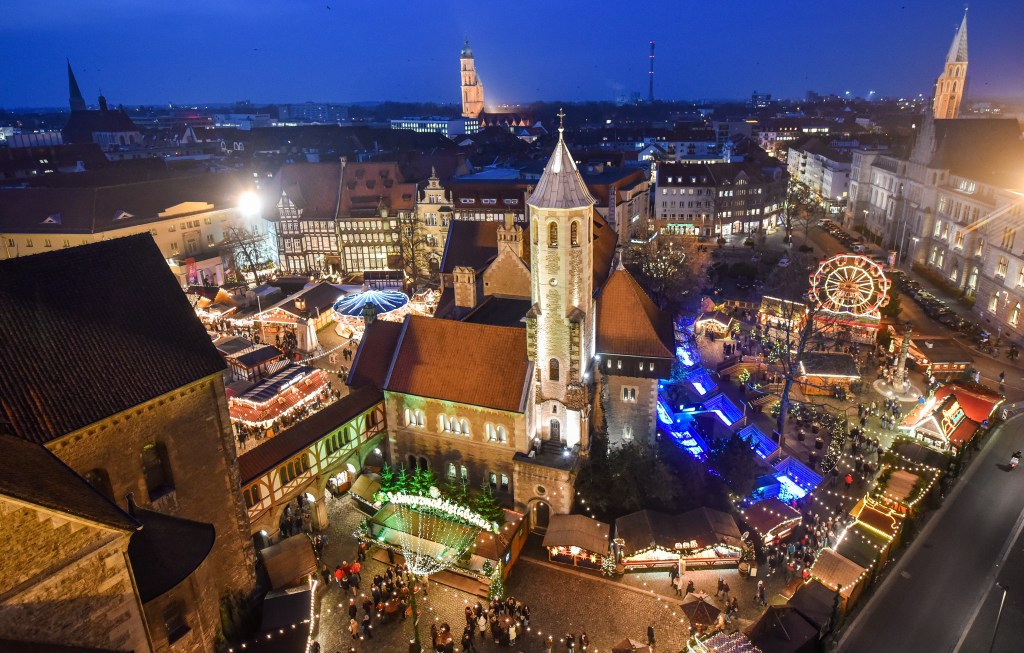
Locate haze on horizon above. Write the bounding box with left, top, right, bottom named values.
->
left=2, top=0, right=1023, bottom=109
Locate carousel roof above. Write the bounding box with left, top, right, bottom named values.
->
left=333, top=288, right=409, bottom=317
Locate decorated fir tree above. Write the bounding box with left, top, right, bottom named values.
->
left=379, top=462, right=395, bottom=493
left=488, top=561, right=505, bottom=601
left=473, top=485, right=506, bottom=527
left=601, top=554, right=616, bottom=577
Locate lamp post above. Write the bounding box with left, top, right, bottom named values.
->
left=989, top=582, right=1009, bottom=653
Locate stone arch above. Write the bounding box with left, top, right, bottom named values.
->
left=528, top=498, right=552, bottom=532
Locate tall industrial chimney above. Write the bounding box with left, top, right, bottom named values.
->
left=648, top=40, right=655, bottom=103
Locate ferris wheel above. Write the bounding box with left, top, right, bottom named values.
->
left=808, top=254, right=891, bottom=317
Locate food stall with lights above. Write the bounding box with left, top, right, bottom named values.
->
left=695, top=311, right=735, bottom=337
left=796, top=352, right=860, bottom=397
left=738, top=497, right=802, bottom=544
left=541, top=514, right=611, bottom=569
left=614, top=507, right=743, bottom=570
left=809, top=548, right=867, bottom=613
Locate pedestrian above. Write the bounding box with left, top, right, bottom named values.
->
left=348, top=598, right=358, bottom=620
left=462, top=628, right=475, bottom=652
left=477, top=614, right=487, bottom=639
left=361, top=613, right=372, bottom=639
left=348, top=618, right=359, bottom=640
left=721, top=579, right=731, bottom=603
left=545, top=635, right=555, bottom=653
left=844, top=472, right=854, bottom=490
left=685, top=579, right=695, bottom=597
left=509, top=622, right=517, bottom=647
left=716, top=575, right=725, bottom=597
left=580, top=631, right=590, bottom=650
left=351, top=560, right=362, bottom=585
left=673, top=575, right=683, bottom=596
left=358, top=541, right=367, bottom=562
left=647, top=623, right=656, bottom=647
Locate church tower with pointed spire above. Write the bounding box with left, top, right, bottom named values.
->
left=460, top=39, right=485, bottom=119
left=525, top=110, right=596, bottom=453
left=932, top=11, right=968, bottom=119
left=67, top=59, right=86, bottom=112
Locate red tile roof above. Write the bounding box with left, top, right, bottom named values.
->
left=339, top=162, right=416, bottom=216
left=0, top=234, right=227, bottom=444
left=347, top=320, right=404, bottom=389
left=384, top=315, right=531, bottom=412
left=595, top=268, right=674, bottom=359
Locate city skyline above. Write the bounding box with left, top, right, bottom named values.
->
left=3, top=0, right=1023, bottom=109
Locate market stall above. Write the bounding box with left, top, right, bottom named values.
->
left=738, top=498, right=802, bottom=544
left=542, top=514, right=611, bottom=569
left=796, top=352, right=860, bottom=397
left=695, top=311, right=735, bottom=337
left=615, top=507, right=742, bottom=570
left=899, top=392, right=980, bottom=452
left=786, top=579, right=836, bottom=637
left=809, top=549, right=867, bottom=612
left=227, top=365, right=331, bottom=427
left=745, top=605, right=819, bottom=653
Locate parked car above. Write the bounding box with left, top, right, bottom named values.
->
left=778, top=257, right=792, bottom=267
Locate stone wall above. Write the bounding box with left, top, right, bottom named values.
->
left=45, top=374, right=256, bottom=652
left=385, top=392, right=525, bottom=504
left=483, top=246, right=531, bottom=299
left=602, top=373, right=658, bottom=447
left=0, top=499, right=149, bottom=652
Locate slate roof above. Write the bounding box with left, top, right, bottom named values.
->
left=232, top=344, right=284, bottom=369
left=127, top=505, right=215, bottom=603
left=0, top=172, right=253, bottom=234
left=237, top=385, right=383, bottom=484
left=787, top=579, right=835, bottom=632
left=384, top=315, right=532, bottom=412
left=0, top=433, right=138, bottom=531
left=0, top=234, right=227, bottom=444
left=62, top=108, right=139, bottom=144
left=347, top=320, right=405, bottom=389
left=439, top=220, right=500, bottom=274
left=270, top=282, right=347, bottom=319
left=595, top=268, right=675, bottom=359
left=946, top=13, right=968, bottom=64
left=798, top=352, right=860, bottom=378
left=527, top=132, right=596, bottom=210
left=930, top=119, right=1024, bottom=186
left=274, top=161, right=342, bottom=219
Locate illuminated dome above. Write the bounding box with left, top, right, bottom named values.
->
left=333, top=289, right=409, bottom=319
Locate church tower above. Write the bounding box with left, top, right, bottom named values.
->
left=460, top=39, right=485, bottom=119
left=525, top=110, right=596, bottom=452
left=67, top=59, right=86, bottom=112
left=932, top=11, right=968, bottom=120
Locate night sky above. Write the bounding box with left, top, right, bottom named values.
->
left=2, top=0, right=1022, bottom=108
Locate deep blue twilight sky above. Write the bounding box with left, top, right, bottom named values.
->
left=2, top=0, right=1022, bottom=108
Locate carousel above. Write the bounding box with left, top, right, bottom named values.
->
left=333, top=288, right=439, bottom=340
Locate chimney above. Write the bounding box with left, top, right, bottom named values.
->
left=98, top=95, right=108, bottom=112
left=453, top=266, right=477, bottom=309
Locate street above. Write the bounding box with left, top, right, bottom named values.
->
left=836, top=414, right=1024, bottom=653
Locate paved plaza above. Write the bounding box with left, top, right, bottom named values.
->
left=313, top=497, right=787, bottom=652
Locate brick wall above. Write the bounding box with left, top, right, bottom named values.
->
left=45, top=374, right=256, bottom=652
left=0, top=499, right=149, bottom=652
left=603, top=373, right=658, bottom=446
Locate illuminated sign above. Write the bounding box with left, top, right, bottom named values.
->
left=940, top=400, right=966, bottom=436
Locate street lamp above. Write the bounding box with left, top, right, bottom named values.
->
left=989, top=582, right=1009, bottom=653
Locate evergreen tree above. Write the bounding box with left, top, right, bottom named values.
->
left=473, top=485, right=506, bottom=526
left=379, top=462, right=395, bottom=493
left=444, top=478, right=471, bottom=507
left=412, top=467, right=439, bottom=495
left=395, top=467, right=410, bottom=493
left=488, top=561, right=505, bottom=601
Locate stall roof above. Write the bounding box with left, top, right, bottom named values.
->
left=834, top=523, right=886, bottom=570
left=745, top=605, right=818, bottom=653
left=798, top=352, right=860, bottom=378
left=935, top=381, right=1002, bottom=422
left=810, top=549, right=865, bottom=598
left=232, top=344, right=284, bottom=369
left=260, top=535, right=318, bottom=590
left=542, top=514, right=611, bottom=556
left=787, top=579, right=836, bottom=633
left=911, top=337, right=974, bottom=364
left=850, top=498, right=904, bottom=537
left=350, top=472, right=381, bottom=505
left=741, top=498, right=801, bottom=540
left=615, top=507, right=741, bottom=557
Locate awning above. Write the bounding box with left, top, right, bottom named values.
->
left=260, top=535, right=318, bottom=590
left=350, top=472, right=381, bottom=506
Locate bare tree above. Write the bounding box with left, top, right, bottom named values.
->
left=397, top=213, right=438, bottom=291
left=782, top=182, right=810, bottom=245
left=623, top=232, right=712, bottom=312
left=220, top=222, right=275, bottom=285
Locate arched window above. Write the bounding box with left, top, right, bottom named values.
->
left=496, top=426, right=507, bottom=443
left=407, top=454, right=417, bottom=470
left=450, top=417, right=460, bottom=434
left=460, top=419, right=470, bottom=435
left=570, top=221, right=580, bottom=247
left=448, top=462, right=457, bottom=479
left=416, top=411, right=425, bottom=427
left=549, top=358, right=560, bottom=382
left=486, top=424, right=495, bottom=440
left=548, top=222, right=558, bottom=247
left=404, top=408, right=412, bottom=425
left=1012, top=302, right=1021, bottom=327
left=418, top=457, right=429, bottom=471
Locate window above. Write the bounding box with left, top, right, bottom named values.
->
left=141, top=443, right=173, bottom=500
left=495, top=426, right=507, bottom=443
left=487, top=424, right=507, bottom=443
left=954, top=231, right=964, bottom=249
left=164, top=601, right=190, bottom=644
left=25, top=239, right=33, bottom=247
left=570, top=221, right=579, bottom=247
left=448, top=462, right=457, bottom=479
left=997, top=256, right=1009, bottom=278
left=548, top=222, right=558, bottom=247
left=990, top=293, right=999, bottom=313
left=1012, top=303, right=1021, bottom=327
left=500, top=474, right=509, bottom=492
left=460, top=419, right=470, bottom=435
left=5, top=238, right=13, bottom=247
left=488, top=472, right=498, bottom=491
left=243, top=485, right=262, bottom=508
left=1002, top=228, right=1017, bottom=251
left=622, top=386, right=637, bottom=402
left=623, top=425, right=634, bottom=441
left=549, top=358, right=560, bottom=382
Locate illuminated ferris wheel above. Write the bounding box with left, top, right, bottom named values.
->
left=809, top=254, right=891, bottom=317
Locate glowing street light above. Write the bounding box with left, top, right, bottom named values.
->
left=238, top=190, right=262, bottom=217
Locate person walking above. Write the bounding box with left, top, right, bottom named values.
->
left=685, top=579, right=695, bottom=598
left=716, top=575, right=725, bottom=598
left=647, top=623, right=656, bottom=647
left=721, top=579, right=731, bottom=603
left=350, top=560, right=361, bottom=586
left=348, top=618, right=359, bottom=641
left=672, top=574, right=683, bottom=596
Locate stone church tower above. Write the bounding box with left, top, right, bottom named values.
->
left=526, top=111, right=596, bottom=452
left=460, top=39, right=485, bottom=119
left=932, top=11, right=968, bottom=120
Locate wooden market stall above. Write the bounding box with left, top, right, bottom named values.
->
left=797, top=352, right=860, bottom=397
left=615, top=507, right=743, bottom=570
left=809, top=549, right=867, bottom=612
left=541, top=514, right=611, bottom=569
left=739, top=498, right=802, bottom=544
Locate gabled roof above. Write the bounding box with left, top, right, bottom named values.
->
left=339, top=161, right=416, bottom=216
left=946, top=12, right=968, bottom=64
left=274, top=161, right=341, bottom=219
left=62, top=108, right=139, bottom=143
left=0, top=433, right=138, bottom=531
left=347, top=320, right=404, bottom=389
left=595, top=268, right=674, bottom=359
left=439, top=220, right=500, bottom=274
left=384, top=315, right=531, bottom=412
left=0, top=235, right=226, bottom=444
left=541, top=513, right=611, bottom=555
left=527, top=130, right=595, bottom=210
left=934, top=381, right=1002, bottom=422
left=614, top=507, right=741, bottom=557
left=237, top=385, right=383, bottom=484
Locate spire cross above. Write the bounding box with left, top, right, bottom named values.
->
left=557, top=108, right=565, bottom=133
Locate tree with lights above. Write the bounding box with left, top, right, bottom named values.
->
left=488, top=560, right=505, bottom=601
left=623, top=229, right=711, bottom=313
